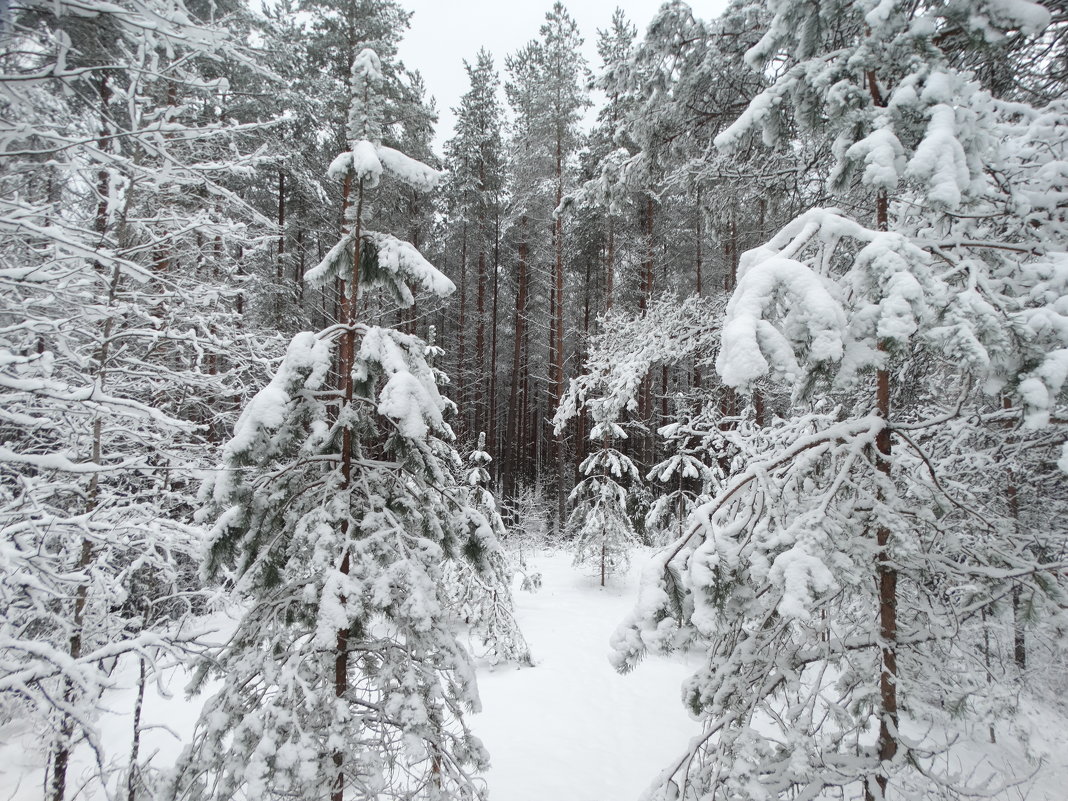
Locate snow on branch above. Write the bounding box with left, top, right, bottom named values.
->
left=304, top=225, right=458, bottom=307
left=377, top=145, right=441, bottom=193
left=357, top=326, right=448, bottom=441
left=717, top=255, right=845, bottom=388
left=328, top=142, right=441, bottom=194
left=220, top=331, right=332, bottom=471
left=1018, top=348, right=1068, bottom=427
left=351, top=47, right=383, bottom=83
left=304, top=233, right=353, bottom=288
left=906, top=104, right=972, bottom=210
left=364, top=231, right=455, bottom=305
left=717, top=208, right=939, bottom=391
left=555, top=295, right=724, bottom=432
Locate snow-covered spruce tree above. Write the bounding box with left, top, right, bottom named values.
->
left=173, top=49, right=496, bottom=801
left=557, top=297, right=725, bottom=578
left=644, top=403, right=726, bottom=547
left=567, top=408, right=641, bottom=586
left=442, top=433, right=532, bottom=666
left=611, top=2, right=1068, bottom=799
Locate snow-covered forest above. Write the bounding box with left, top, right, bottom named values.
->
left=2, top=0, right=1067, bottom=799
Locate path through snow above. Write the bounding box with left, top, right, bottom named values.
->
left=472, top=550, right=701, bottom=801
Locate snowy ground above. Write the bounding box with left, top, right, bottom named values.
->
left=2, top=549, right=1065, bottom=801
left=471, top=550, right=701, bottom=801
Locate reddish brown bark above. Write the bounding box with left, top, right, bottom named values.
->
left=869, top=187, right=898, bottom=801
left=505, top=227, right=529, bottom=495
left=457, top=223, right=468, bottom=431
left=476, top=248, right=487, bottom=436
left=488, top=208, right=501, bottom=467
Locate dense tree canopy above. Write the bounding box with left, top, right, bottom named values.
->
left=1, top=0, right=1064, bottom=799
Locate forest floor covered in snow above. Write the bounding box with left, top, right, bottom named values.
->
left=2, top=549, right=1066, bottom=801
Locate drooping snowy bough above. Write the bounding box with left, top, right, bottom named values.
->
left=610, top=2, right=1068, bottom=800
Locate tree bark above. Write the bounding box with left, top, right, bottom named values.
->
left=1003, top=398, right=1026, bottom=672
left=276, top=167, right=286, bottom=280
left=505, top=226, right=529, bottom=496
left=51, top=79, right=116, bottom=801
left=694, top=196, right=703, bottom=391
left=605, top=215, right=615, bottom=312
left=488, top=206, right=501, bottom=474
left=869, top=187, right=898, bottom=801
left=127, top=654, right=147, bottom=801
left=332, top=166, right=364, bottom=801
left=554, top=135, right=566, bottom=533
left=457, top=222, right=468, bottom=433
left=476, top=248, right=487, bottom=437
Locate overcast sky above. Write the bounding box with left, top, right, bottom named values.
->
left=396, top=0, right=728, bottom=153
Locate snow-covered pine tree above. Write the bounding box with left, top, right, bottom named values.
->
left=0, top=0, right=273, bottom=796
left=611, top=1, right=1068, bottom=799
left=441, top=50, right=506, bottom=445
left=172, top=48, right=498, bottom=801
left=500, top=4, right=590, bottom=526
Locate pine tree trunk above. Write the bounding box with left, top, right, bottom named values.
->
left=1000, top=398, right=1027, bottom=672
left=869, top=187, right=899, bottom=801
left=638, top=197, right=655, bottom=467
left=457, top=223, right=468, bottom=434
left=605, top=215, right=614, bottom=312
left=694, top=194, right=703, bottom=391
left=332, top=170, right=364, bottom=801
left=521, top=330, right=532, bottom=483
left=295, top=226, right=305, bottom=301
left=489, top=207, right=501, bottom=473
left=575, top=255, right=593, bottom=486
left=505, top=229, right=529, bottom=496
left=695, top=188, right=703, bottom=297
left=554, top=137, right=566, bottom=534
left=476, top=248, right=487, bottom=436
left=276, top=168, right=286, bottom=281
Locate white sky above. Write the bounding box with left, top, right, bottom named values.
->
left=396, top=0, right=728, bottom=153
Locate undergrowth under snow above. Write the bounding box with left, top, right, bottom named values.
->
left=1, top=549, right=1065, bottom=801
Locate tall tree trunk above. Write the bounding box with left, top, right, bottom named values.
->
left=638, top=196, right=655, bottom=467
left=332, top=169, right=365, bottom=801
left=505, top=227, right=529, bottom=496
left=520, top=330, right=532, bottom=486
left=1002, top=397, right=1026, bottom=671
left=554, top=137, right=566, bottom=533
left=476, top=248, right=487, bottom=437
left=869, top=186, right=898, bottom=801
left=575, top=254, right=594, bottom=486
left=51, top=76, right=116, bottom=801
left=660, top=249, right=669, bottom=440
left=605, top=215, right=615, bottom=312
left=276, top=167, right=286, bottom=281
left=694, top=192, right=703, bottom=391
left=457, top=222, right=468, bottom=435
left=489, top=206, right=501, bottom=474
left=126, top=654, right=147, bottom=801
